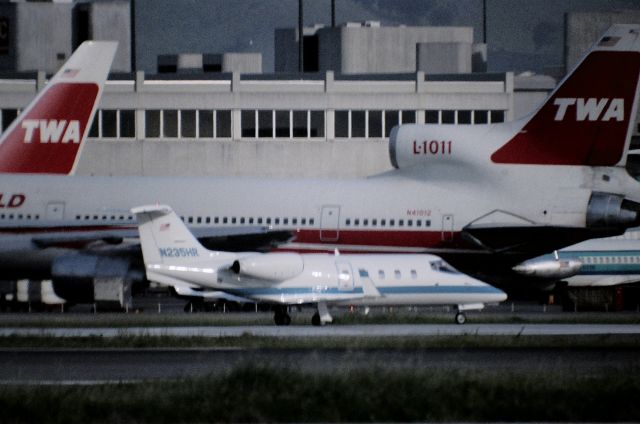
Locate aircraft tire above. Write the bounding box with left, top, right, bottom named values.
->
left=311, top=312, right=321, bottom=326
left=455, top=312, right=466, bottom=325
left=274, top=306, right=291, bottom=326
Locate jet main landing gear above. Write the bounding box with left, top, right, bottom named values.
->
left=273, top=305, right=291, bottom=326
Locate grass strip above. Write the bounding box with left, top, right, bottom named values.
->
left=0, top=366, right=638, bottom=422
left=1, top=333, right=639, bottom=349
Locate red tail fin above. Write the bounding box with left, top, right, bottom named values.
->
left=492, top=25, right=640, bottom=166
left=0, top=41, right=117, bottom=174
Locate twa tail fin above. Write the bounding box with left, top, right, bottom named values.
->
left=0, top=41, right=117, bottom=174
left=492, top=24, right=640, bottom=166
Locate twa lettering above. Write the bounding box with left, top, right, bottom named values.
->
left=413, top=140, right=452, bottom=156
left=0, top=193, right=25, bottom=208
left=21, top=119, right=81, bottom=144
left=553, top=98, right=624, bottom=122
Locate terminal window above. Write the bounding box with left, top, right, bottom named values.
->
left=401, top=110, right=416, bottom=124
left=425, top=110, right=439, bottom=124
left=441, top=110, right=455, bottom=124
left=120, top=110, right=135, bottom=138
left=490, top=110, right=505, bottom=123
left=310, top=111, right=324, bottom=138
left=102, top=110, right=117, bottom=137
left=181, top=110, right=196, bottom=138
left=474, top=110, right=488, bottom=124
left=88, top=109, right=136, bottom=139
left=216, top=110, right=232, bottom=138
left=458, top=110, right=472, bottom=124
left=368, top=111, right=382, bottom=138
left=163, top=110, right=178, bottom=138
left=276, top=110, right=290, bottom=137
left=241, top=110, right=256, bottom=138
left=1, top=109, right=17, bottom=132
left=258, top=110, right=273, bottom=138
left=351, top=110, right=366, bottom=137
left=293, top=111, right=307, bottom=137
left=145, top=110, right=160, bottom=138
left=199, top=110, right=214, bottom=138
left=385, top=111, right=399, bottom=136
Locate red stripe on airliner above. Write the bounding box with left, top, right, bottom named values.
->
left=491, top=51, right=640, bottom=165
left=0, top=82, right=99, bottom=174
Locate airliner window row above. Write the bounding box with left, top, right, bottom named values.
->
left=178, top=216, right=316, bottom=226
left=344, top=218, right=432, bottom=228
left=74, top=215, right=135, bottom=221
left=0, top=213, right=40, bottom=220
left=581, top=255, right=640, bottom=264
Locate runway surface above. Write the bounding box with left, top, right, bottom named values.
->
left=1, top=323, right=640, bottom=337
left=2, top=323, right=639, bottom=384
left=0, top=345, right=637, bottom=384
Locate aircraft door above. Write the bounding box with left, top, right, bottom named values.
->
left=320, top=205, right=340, bottom=242
left=336, top=261, right=354, bottom=291
left=46, top=202, right=65, bottom=220
left=441, top=214, right=454, bottom=241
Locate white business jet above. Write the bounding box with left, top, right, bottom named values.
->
left=132, top=204, right=507, bottom=325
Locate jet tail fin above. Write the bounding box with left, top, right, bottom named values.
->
left=492, top=24, right=640, bottom=166
left=0, top=40, right=118, bottom=174
left=132, top=205, right=213, bottom=266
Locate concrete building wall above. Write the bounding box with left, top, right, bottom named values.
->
left=89, top=1, right=131, bottom=73
left=222, top=53, right=262, bottom=73
left=277, top=24, right=476, bottom=74
left=16, top=3, right=72, bottom=73
left=337, top=26, right=473, bottom=74
left=274, top=28, right=298, bottom=73
left=566, top=11, right=640, bottom=72
left=0, top=1, right=130, bottom=73
left=417, top=42, right=472, bottom=74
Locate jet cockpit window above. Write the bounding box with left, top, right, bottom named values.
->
left=430, top=260, right=459, bottom=274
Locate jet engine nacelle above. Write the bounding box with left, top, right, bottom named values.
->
left=388, top=124, right=479, bottom=170
left=231, top=253, right=304, bottom=281
left=586, top=192, right=640, bottom=228
left=513, top=257, right=582, bottom=279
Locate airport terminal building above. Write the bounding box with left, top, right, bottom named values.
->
left=0, top=1, right=559, bottom=178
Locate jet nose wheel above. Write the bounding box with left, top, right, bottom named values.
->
left=455, top=312, right=467, bottom=325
